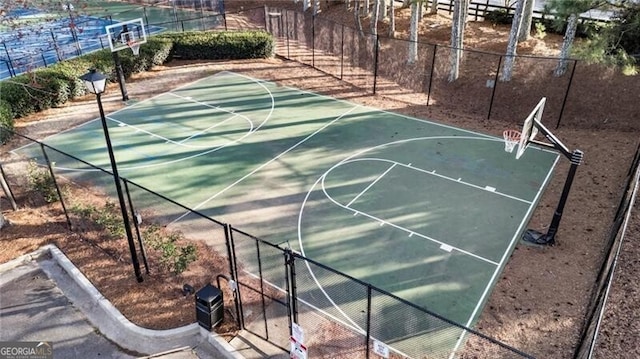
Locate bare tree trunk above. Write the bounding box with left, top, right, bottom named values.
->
left=371, top=0, right=380, bottom=35
left=303, top=0, right=310, bottom=12
left=449, top=0, right=466, bottom=81
left=381, top=0, right=388, bottom=19
left=518, top=0, right=534, bottom=41
left=555, top=13, right=578, bottom=76
left=462, top=0, right=471, bottom=28
left=313, top=0, right=320, bottom=15
left=402, top=0, right=411, bottom=8
left=364, top=0, right=370, bottom=15
left=428, top=0, right=438, bottom=14
left=355, top=0, right=364, bottom=34
left=389, top=0, right=396, bottom=37
left=500, top=0, right=525, bottom=81
left=408, top=1, right=419, bottom=64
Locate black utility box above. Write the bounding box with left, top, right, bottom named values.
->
left=195, top=284, right=224, bottom=330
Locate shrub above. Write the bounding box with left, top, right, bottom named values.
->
left=29, top=70, right=72, bottom=109
left=70, top=201, right=125, bottom=238
left=94, top=202, right=126, bottom=238
left=145, top=37, right=174, bottom=66
left=485, top=9, right=513, bottom=25
left=143, top=224, right=198, bottom=275
left=48, top=60, right=94, bottom=98
left=162, top=31, right=274, bottom=60
left=0, top=100, right=14, bottom=144
left=0, top=75, right=40, bottom=118
left=27, top=160, right=59, bottom=203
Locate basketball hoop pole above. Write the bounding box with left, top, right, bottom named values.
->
left=513, top=97, right=585, bottom=246
left=523, top=148, right=584, bottom=246
left=112, top=24, right=130, bottom=101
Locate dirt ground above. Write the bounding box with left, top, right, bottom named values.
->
left=1, top=2, right=639, bottom=359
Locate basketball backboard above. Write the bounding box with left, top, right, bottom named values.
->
left=105, top=18, right=147, bottom=54
left=515, top=97, right=546, bottom=159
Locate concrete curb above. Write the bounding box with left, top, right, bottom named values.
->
left=1, top=245, right=244, bottom=358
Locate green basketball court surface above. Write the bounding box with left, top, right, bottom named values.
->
left=13, top=71, right=559, bottom=356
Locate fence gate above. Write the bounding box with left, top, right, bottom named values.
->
left=228, top=225, right=292, bottom=352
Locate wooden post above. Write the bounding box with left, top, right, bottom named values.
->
left=0, top=162, right=17, bottom=210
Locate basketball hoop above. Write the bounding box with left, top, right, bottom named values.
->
left=503, top=129, right=521, bottom=153
left=128, top=41, right=140, bottom=56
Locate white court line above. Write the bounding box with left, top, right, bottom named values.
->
left=169, top=105, right=362, bottom=224
left=346, top=163, right=396, bottom=208
left=447, top=154, right=561, bottom=358
left=298, top=174, right=367, bottom=333
left=11, top=71, right=265, bottom=154
left=321, top=136, right=536, bottom=202
left=107, top=116, right=244, bottom=149
left=11, top=72, right=237, bottom=153
left=321, top=178, right=499, bottom=266
left=167, top=92, right=255, bottom=130
left=176, top=113, right=244, bottom=145
left=18, top=72, right=275, bottom=172
left=296, top=135, right=550, bottom=343
left=335, top=156, right=532, bottom=204
left=170, top=71, right=276, bottom=134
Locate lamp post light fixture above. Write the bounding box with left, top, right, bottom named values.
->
left=80, top=69, right=143, bottom=282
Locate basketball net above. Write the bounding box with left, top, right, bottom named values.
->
left=503, top=129, right=521, bottom=153
left=128, top=41, right=140, bottom=56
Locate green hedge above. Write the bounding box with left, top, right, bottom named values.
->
left=161, top=31, right=274, bottom=60
left=0, top=100, right=14, bottom=144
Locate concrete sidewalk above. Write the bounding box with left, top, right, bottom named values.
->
left=0, top=245, right=248, bottom=359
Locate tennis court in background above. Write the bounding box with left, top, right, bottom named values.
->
left=13, top=71, right=559, bottom=356
left=0, top=0, right=223, bottom=79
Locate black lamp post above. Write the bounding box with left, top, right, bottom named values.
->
left=80, top=69, right=143, bottom=282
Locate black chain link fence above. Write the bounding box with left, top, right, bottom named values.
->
left=265, top=6, right=639, bottom=131
left=227, top=227, right=534, bottom=359
left=3, top=5, right=637, bottom=357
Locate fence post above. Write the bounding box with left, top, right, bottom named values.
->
left=286, top=249, right=298, bottom=324
left=426, top=43, right=437, bottom=106
left=172, top=0, right=179, bottom=31
left=143, top=7, right=150, bottom=30
left=122, top=180, right=149, bottom=274
left=365, top=285, right=372, bottom=359
left=0, top=162, right=17, bottom=210
left=340, top=24, right=344, bottom=80
left=312, top=14, right=316, bottom=68
left=50, top=31, right=62, bottom=62
left=39, top=144, right=72, bottom=230
left=225, top=224, right=244, bottom=329
left=286, top=10, right=291, bottom=59
left=253, top=237, right=270, bottom=340
left=2, top=43, right=15, bottom=77
left=373, top=34, right=380, bottom=94
left=200, top=0, right=206, bottom=31
left=487, top=55, right=503, bottom=120
left=556, top=59, right=577, bottom=129
left=219, top=0, right=227, bottom=31
left=264, top=5, right=269, bottom=30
